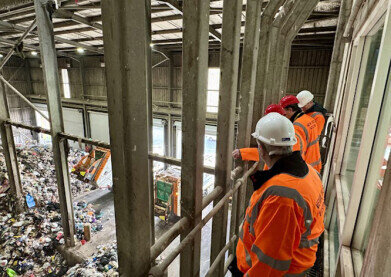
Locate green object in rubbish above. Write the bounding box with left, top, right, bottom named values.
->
left=6, top=268, right=18, bottom=277
left=156, top=180, right=173, bottom=202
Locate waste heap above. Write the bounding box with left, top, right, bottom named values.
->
left=0, top=146, right=106, bottom=276
left=66, top=242, right=118, bottom=277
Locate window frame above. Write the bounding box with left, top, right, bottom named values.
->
left=324, top=1, right=391, bottom=276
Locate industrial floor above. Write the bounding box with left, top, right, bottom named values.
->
left=70, top=189, right=226, bottom=276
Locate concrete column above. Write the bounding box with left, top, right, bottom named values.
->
left=79, top=57, right=91, bottom=138
left=323, top=0, right=352, bottom=111
left=210, top=0, right=243, bottom=275
left=34, top=0, right=75, bottom=246
left=0, top=80, right=23, bottom=211
left=25, top=59, right=39, bottom=141
left=180, top=0, right=210, bottom=275
left=146, top=0, right=155, bottom=247
left=101, top=0, right=152, bottom=275
left=234, top=0, right=263, bottom=246
left=252, top=0, right=285, bottom=133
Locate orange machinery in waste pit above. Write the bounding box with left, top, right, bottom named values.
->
left=71, top=147, right=113, bottom=189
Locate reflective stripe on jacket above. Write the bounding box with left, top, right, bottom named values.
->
left=307, top=111, right=325, bottom=138
left=236, top=152, right=325, bottom=276
left=293, top=114, right=321, bottom=173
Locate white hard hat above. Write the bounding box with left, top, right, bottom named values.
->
left=297, top=90, right=314, bottom=108
left=252, top=113, right=297, bottom=146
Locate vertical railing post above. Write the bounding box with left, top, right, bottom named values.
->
left=180, top=0, right=210, bottom=275
left=0, top=79, right=23, bottom=211
left=34, top=0, right=75, bottom=246
left=234, top=0, right=263, bottom=250
left=210, top=0, right=243, bottom=275
left=101, top=0, right=152, bottom=275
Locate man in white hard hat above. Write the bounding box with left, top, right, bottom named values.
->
left=296, top=90, right=327, bottom=137
left=229, top=113, right=325, bottom=276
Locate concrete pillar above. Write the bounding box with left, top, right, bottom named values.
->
left=252, top=0, right=285, bottom=133
left=79, top=58, right=91, bottom=138
left=234, top=0, right=263, bottom=246
left=180, top=0, right=210, bottom=275
left=210, top=0, right=243, bottom=275
left=101, top=0, right=152, bottom=275
left=146, top=0, right=155, bottom=247
left=323, top=0, right=353, bottom=111
left=0, top=79, right=23, bottom=211
left=34, top=0, right=75, bottom=246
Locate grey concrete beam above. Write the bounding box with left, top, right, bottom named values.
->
left=33, top=0, right=75, bottom=246
left=0, top=79, right=24, bottom=211
left=101, top=0, right=151, bottom=275
left=179, top=0, right=210, bottom=275
left=210, top=0, right=243, bottom=275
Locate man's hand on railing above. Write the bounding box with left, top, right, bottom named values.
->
left=232, top=149, right=242, bottom=160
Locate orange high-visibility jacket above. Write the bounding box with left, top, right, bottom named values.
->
left=293, top=113, right=321, bottom=172
left=235, top=152, right=325, bottom=276
left=307, top=111, right=325, bottom=138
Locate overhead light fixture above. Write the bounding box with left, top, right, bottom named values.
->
left=31, top=51, right=38, bottom=56
left=76, top=47, right=85, bottom=54
left=0, top=53, right=3, bottom=58
left=150, top=43, right=155, bottom=48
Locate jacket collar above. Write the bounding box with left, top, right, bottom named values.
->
left=306, top=102, right=327, bottom=116
left=250, top=151, right=309, bottom=191
left=290, top=111, right=304, bottom=123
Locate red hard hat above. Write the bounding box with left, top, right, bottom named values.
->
left=264, top=104, right=285, bottom=116
left=279, top=95, right=299, bottom=108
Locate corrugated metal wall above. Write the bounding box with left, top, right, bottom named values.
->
left=287, top=49, right=332, bottom=104
left=2, top=57, right=36, bottom=144
left=23, top=48, right=331, bottom=113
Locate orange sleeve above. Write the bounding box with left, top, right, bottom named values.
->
left=247, top=197, right=301, bottom=276
left=240, top=148, right=259, bottom=162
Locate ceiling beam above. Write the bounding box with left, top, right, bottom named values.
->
left=53, top=8, right=102, bottom=30
left=157, top=0, right=221, bottom=41
left=0, top=19, right=103, bottom=54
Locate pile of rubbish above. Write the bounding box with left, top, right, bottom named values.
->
left=66, top=243, right=118, bottom=277
left=17, top=146, right=95, bottom=201
left=0, top=146, right=108, bottom=276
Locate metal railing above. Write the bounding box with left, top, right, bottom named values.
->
left=5, top=118, right=258, bottom=275
left=149, top=162, right=258, bottom=276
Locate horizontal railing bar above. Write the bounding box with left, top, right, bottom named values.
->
left=202, top=186, right=223, bottom=210
left=206, top=235, right=237, bottom=277
left=231, top=166, right=243, bottom=180
left=148, top=162, right=258, bottom=276
left=148, top=153, right=215, bottom=175
left=5, top=120, right=51, bottom=134
left=224, top=254, right=234, bottom=275
left=150, top=186, right=223, bottom=261
left=5, top=120, right=111, bottom=149
left=58, top=132, right=110, bottom=149
left=150, top=217, right=189, bottom=262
